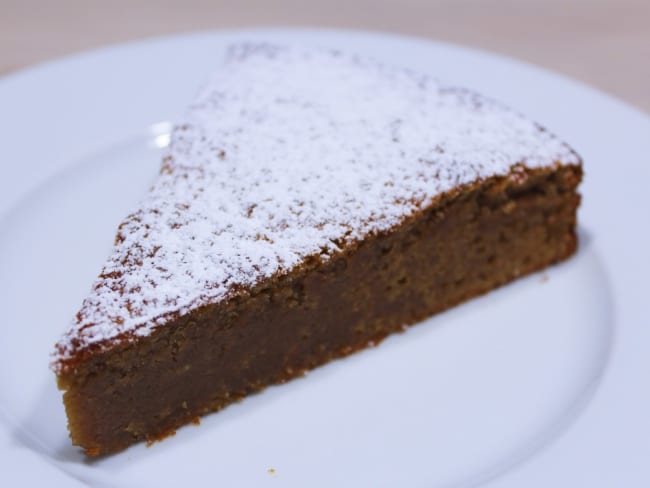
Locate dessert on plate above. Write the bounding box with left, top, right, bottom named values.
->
left=52, top=43, right=582, bottom=456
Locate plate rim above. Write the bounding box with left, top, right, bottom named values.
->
left=2, top=26, right=649, bottom=121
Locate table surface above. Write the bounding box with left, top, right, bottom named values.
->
left=1, top=0, right=649, bottom=114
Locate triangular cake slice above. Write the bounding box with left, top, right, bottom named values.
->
left=52, top=44, right=582, bottom=456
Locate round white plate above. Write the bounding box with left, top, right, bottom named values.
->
left=0, top=29, right=648, bottom=488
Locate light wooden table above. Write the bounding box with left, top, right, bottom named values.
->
left=2, top=0, right=649, bottom=113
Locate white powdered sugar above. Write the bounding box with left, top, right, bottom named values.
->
left=54, top=43, right=579, bottom=366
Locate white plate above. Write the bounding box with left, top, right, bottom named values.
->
left=0, top=29, right=648, bottom=488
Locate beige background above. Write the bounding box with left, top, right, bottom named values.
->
left=1, top=0, right=649, bottom=113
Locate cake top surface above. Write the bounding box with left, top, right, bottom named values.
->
left=53, top=43, right=580, bottom=368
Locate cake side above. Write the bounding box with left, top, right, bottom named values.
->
left=52, top=44, right=580, bottom=369
left=56, top=163, right=581, bottom=455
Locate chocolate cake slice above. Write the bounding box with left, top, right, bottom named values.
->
left=52, top=44, right=582, bottom=456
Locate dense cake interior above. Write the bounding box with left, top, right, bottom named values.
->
left=57, top=165, right=581, bottom=455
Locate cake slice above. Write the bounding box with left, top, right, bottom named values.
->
left=52, top=44, right=582, bottom=456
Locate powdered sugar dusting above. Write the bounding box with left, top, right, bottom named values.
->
left=53, top=44, right=579, bottom=367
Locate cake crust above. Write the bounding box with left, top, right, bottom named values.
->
left=53, top=44, right=582, bottom=455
